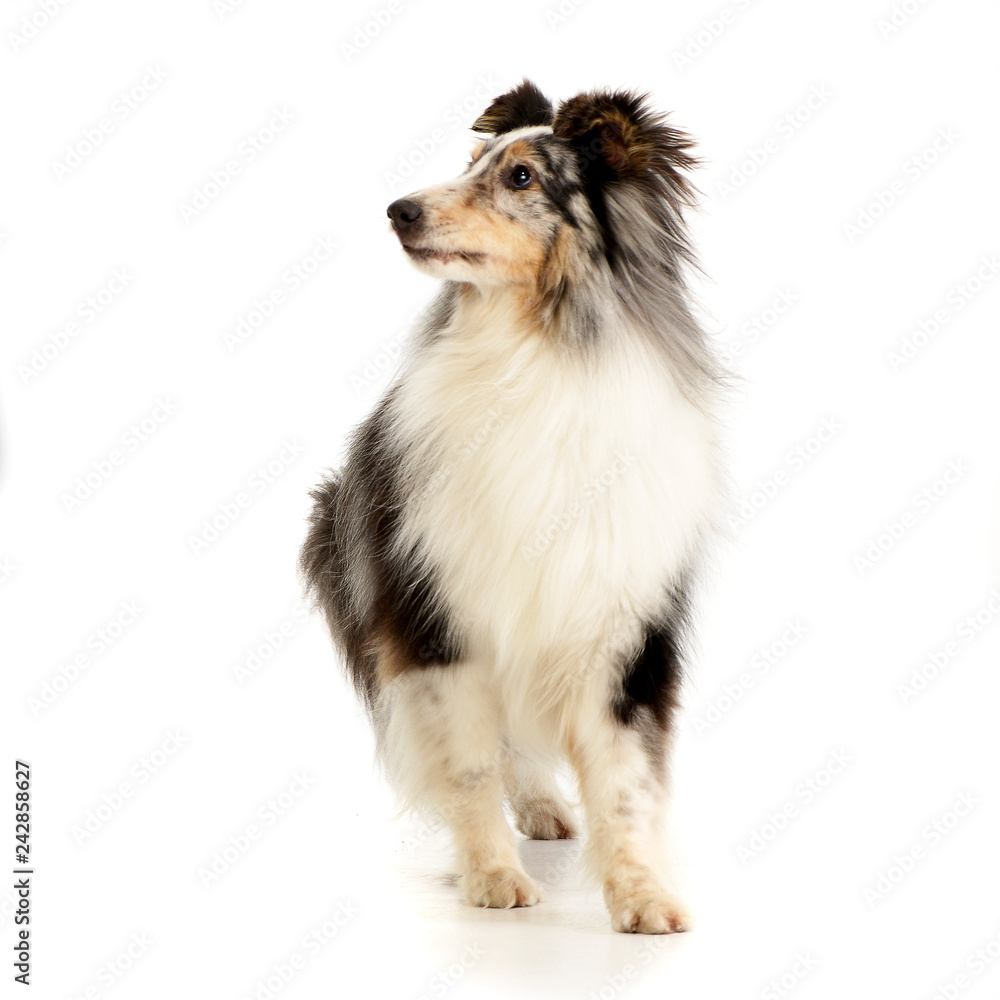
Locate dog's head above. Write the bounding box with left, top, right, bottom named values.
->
left=386, top=80, right=698, bottom=296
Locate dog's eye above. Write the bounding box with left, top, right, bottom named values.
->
left=509, top=165, right=532, bottom=189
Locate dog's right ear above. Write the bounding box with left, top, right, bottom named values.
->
left=471, top=79, right=554, bottom=135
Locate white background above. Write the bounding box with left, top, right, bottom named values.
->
left=3, top=0, right=1000, bottom=997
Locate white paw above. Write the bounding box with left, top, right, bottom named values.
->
left=465, top=866, right=542, bottom=908
left=605, top=884, right=690, bottom=934
left=513, top=798, right=579, bottom=841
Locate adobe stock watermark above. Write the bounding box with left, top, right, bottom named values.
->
left=853, top=459, right=970, bottom=574
left=27, top=601, right=144, bottom=717
left=60, top=397, right=179, bottom=513
left=877, top=0, right=934, bottom=40
left=0, top=557, right=16, bottom=588
left=69, top=933, right=153, bottom=999
left=927, top=923, right=1000, bottom=1000
left=384, top=75, right=501, bottom=194
left=7, top=0, right=74, bottom=54
left=718, top=287, right=797, bottom=366
left=730, top=416, right=843, bottom=528
left=544, top=0, right=593, bottom=29
left=17, top=268, right=134, bottom=384
left=232, top=602, right=309, bottom=684
left=886, top=254, right=999, bottom=372
left=238, top=903, right=360, bottom=1000
left=863, top=790, right=979, bottom=908
left=348, top=306, right=424, bottom=394
left=214, top=0, right=250, bottom=19
left=538, top=838, right=584, bottom=888
left=397, top=809, right=448, bottom=859
left=691, top=619, right=809, bottom=735
left=198, top=771, right=317, bottom=887
left=671, top=0, right=757, bottom=72
left=71, top=731, right=189, bottom=845
left=390, top=736, right=514, bottom=860
left=391, top=737, right=509, bottom=859
left=351, top=335, right=404, bottom=393
left=585, top=936, right=678, bottom=1000
left=843, top=127, right=959, bottom=244
left=414, top=944, right=486, bottom=1000
left=416, top=403, right=512, bottom=506
left=758, top=952, right=819, bottom=1000
left=522, top=449, right=637, bottom=561
left=51, top=66, right=168, bottom=180
left=178, top=107, right=295, bottom=223
left=714, top=85, right=833, bottom=203
left=187, top=439, right=305, bottom=555
left=341, top=0, right=412, bottom=63
left=896, top=588, right=1000, bottom=705
left=737, top=749, right=853, bottom=863
left=223, top=236, right=337, bottom=352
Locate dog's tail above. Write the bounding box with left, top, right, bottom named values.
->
left=300, top=474, right=384, bottom=714
left=298, top=473, right=344, bottom=618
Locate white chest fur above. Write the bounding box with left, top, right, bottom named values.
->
left=388, top=292, right=719, bottom=686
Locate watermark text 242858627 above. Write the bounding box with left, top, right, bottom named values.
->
left=14, top=760, right=32, bottom=986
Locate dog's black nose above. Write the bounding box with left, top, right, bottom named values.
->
left=387, top=198, right=422, bottom=230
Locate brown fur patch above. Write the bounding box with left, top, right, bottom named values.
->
left=470, top=78, right=554, bottom=136
left=539, top=224, right=580, bottom=298
left=438, top=195, right=549, bottom=286
left=553, top=89, right=698, bottom=190
left=499, top=139, right=535, bottom=166
left=373, top=631, right=411, bottom=689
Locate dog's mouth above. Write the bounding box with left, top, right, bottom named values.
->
left=402, top=244, right=484, bottom=265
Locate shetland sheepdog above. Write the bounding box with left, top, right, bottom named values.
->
left=301, top=80, right=723, bottom=933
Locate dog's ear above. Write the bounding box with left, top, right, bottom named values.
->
left=471, top=79, right=554, bottom=135
left=552, top=89, right=697, bottom=183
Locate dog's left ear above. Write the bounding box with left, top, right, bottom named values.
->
left=552, top=89, right=697, bottom=182
left=471, top=79, right=554, bottom=135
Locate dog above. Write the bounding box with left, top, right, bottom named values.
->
left=300, top=80, right=723, bottom=933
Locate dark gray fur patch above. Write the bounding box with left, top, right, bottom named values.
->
left=300, top=395, right=463, bottom=714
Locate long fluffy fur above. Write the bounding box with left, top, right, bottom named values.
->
left=301, top=80, right=724, bottom=933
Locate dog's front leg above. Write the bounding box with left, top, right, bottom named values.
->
left=567, top=660, right=689, bottom=934
left=379, top=659, right=541, bottom=909
left=571, top=723, right=688, bottom=933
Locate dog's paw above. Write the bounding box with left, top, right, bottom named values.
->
left=513, top=797, right=578, bottom=841
left=605, top=885, right=690, bottom=934
left=465, top=866, right=542, bottom=908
